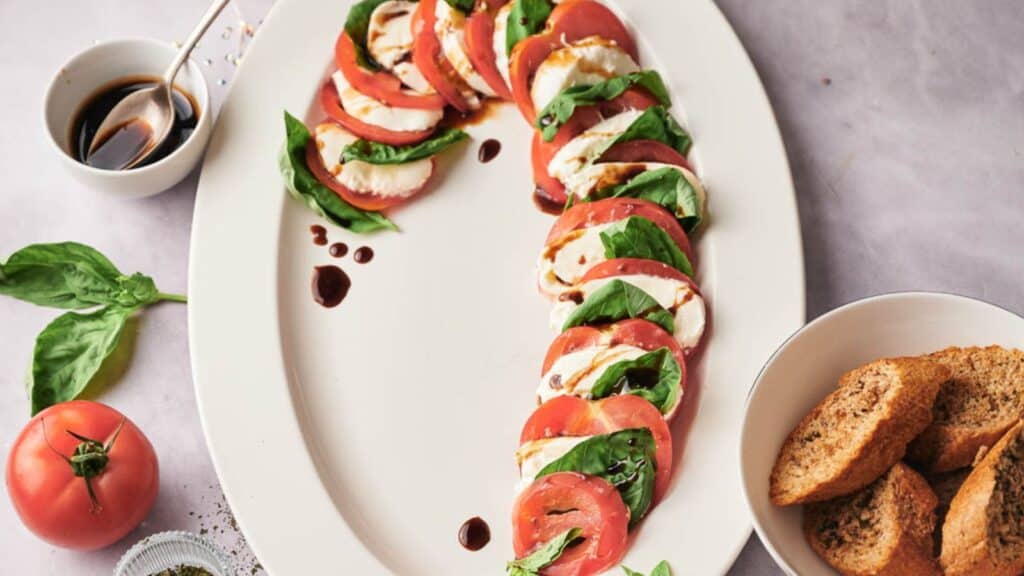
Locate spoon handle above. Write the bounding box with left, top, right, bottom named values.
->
left=162, top=0, right=234, bottom=88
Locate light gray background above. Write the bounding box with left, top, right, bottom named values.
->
left=1, top=0, right=1021, bottom=574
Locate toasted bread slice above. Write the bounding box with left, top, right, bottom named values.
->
left=940, top=420, right=1024, bottom=576
left=804, top=462, right=942, bottom=576
left=926, top=468, right=970, bottom=555
left=907, top=346, right=1024, bottom=474
left=770, top=357, right=948, bottom=505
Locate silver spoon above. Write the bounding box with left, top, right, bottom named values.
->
left=87, top=0, right=232, bottom=170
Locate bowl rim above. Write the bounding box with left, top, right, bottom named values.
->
left=113, top=530, right=234, bottom=576
left=737, top=289, right=1024, bottom=575
left=42, top=37, right=212, bottom=179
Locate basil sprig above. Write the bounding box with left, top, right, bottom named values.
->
left=537, top=428, right=658, bottom=527
left=591, top=348, right=681, bottom=415
left=623, top=561, right=672, bottom=576
left=506, top=0, right=554, bottom=56
left=1, top=242, right=187, bottom=415
left=344, top=0, right=391, bottom=70
left=443, top=0, right=475, bottom=13
left=536, top=71, right=672, bottom=141
left=589, top=167, right=703, bottom=232
left=600, top=216, right=693, bottom=277
left=598, top=105, right=692, bottom=159
left=563, top=279, right=675, bottom=334
left=280, top=112, right=397, bottom=233
left=506, top=528, right=583, bottom=576
left=341, top=128, right=469, bottom=165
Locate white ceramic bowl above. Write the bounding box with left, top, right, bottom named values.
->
left=43, top=39, right=212, bottom=198
left=114, top=531, right=233, bottom=576
left=740, top=291, right=1024, bottom=575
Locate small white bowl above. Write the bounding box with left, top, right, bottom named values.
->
left=43, top=38, right=212, bottom=198
left=114, top=531, right=233, bottom=576
left=740, top=291, right=1024, bottom=575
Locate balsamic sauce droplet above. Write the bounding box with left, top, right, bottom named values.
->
left=458, top=517, right=490, bottom=551
left=329, top=242, right=348, bottom=258
left=477, top=139, right=501, bottom=163
left=310, top=225, right=328, bottom=246
left=311, top=265, right=351, bottom=308
left=353, top=246, right=374, bottom=264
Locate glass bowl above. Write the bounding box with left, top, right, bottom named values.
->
left=114, top=531, right=234, bottom=576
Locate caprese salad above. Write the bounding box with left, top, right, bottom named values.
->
left=277, top=0, right=709, bottom=573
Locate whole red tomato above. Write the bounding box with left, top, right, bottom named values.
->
left=5, top=400, right=159, bottom=550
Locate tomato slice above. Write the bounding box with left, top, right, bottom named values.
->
left=509, top=0, right=639, bottom=122
left=335, top=32, right=447, bottom=110
left=465, top=1, right=514, bottom=100
left=412, top=0, right=478, bottom=112
left=512, top=472, right=629, bottom=576
left=542, top=317, right=686, bottom=378
left=598, top=139, right=693, bottom=172
left=319, top=81, right=436, bottom=146
left=545, top=197, right=693, bottom=265
left=532, top=88, right=662, bottom=205
left=520, top=395, right=673, bottom=502
left=304, top=134, right=434, bottom=211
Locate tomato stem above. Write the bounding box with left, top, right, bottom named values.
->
left=40, top=416, right=126, bottom=514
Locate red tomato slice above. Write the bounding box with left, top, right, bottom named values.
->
left=598, top=139, right=694, bottom=172
left=319, top=81, right=436, bottom=146
left=520, top=395, right=673, bottom=502
left=532, top=88, right=662, bottom=205
left=465, top=2, right=514, bottom=100
left=412, top=0, right=478, bottom=112
left=509, top=0, right=639, bottom=122
left=545, top=198, right=693, bottom=265
left=305, top=133, right=434, bottom=211
left=542, top=317, right=686, bottom=377
left=512, top=472, right=629, bottom=576
left=334, top=32, right=448, bottom=110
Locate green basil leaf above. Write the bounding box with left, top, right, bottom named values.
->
left=593, top=167, right=702, bottom=232
left=599, top=105, right=691, bottom=159
left=344, top=0, right=391, bottom=70
left=563, top=279, right=675, bottom=334
left=623, top=561, right=672, bottom=576
left=506, top=0, right=554, bottom=56
left=29, top=306, right=132, bottom=415
left=591, top=347, right=681, bottom=416
left=506, top=528, right=583, bottom=576
left=443, top=0, right=475, bottom=13
left=341, top=128, right=469, bottom=165
left=280, top=112, right=398, bottom=233
left=600, top=216, right=693, bottom=277
left=536, top=71, right=672, bottom=141
left=537, top=428, right=657, bottom=527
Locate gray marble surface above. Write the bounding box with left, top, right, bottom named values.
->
left=0, top=0, right=1021, bottom=574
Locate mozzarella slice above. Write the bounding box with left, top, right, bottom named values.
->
left=434, top=0, right=498, bottom=98
left=538, top=344, right=648, bottom=404
left=366, top=0, right=435, bottom=93
left=547, top=109, right=644, bottom=185
left=515, top=436, right=592, bottom=491
left=564, top=162, right=708, bottom=216
left=314, top=123, right=433, bottom=198
left=538, top=222, right=614, bottom=297
left=332, top=71, right=443, bottom=133
left=492, top=3, right=513, bottom=88
left=551, top=273, right=707, bottom=349
left=530, top=35, right=640, bottom=113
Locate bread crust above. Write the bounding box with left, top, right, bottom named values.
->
left=771, top=358, right=947, bottom=505
left=940, top=420, right=1024, bottom=576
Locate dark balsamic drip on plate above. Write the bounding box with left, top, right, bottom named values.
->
left=310, top=225, right=328, bottom=246
left=353, top=246, right=374, bottom=264
left=458, top=517, right=490, bottom=551
left=311, top=265, right=351, bottom=308
left=329, top=242, right=348, bottom=258
left=477, top=139, right=501, bottom=163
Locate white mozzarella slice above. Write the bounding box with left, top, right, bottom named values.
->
left=332, top=71, right=443, bottom=133
left=550, top=273, right=707, bottom=349
left=315, top=123, right=433, bottom=198
left=366, top=1, right=436, bottom=93
left=537, top=222, right=614, bottom=296
left=530, top=35, right=639, bottom=113
left=434, top=0, right=498, bottom=98
left=547, top=109, right=644, bottom=185
left=538, top=344, right=648, bottom=404
left=515, top=436, right=592, bottom=491
left=492, top=3, right=513, bottom=88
